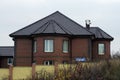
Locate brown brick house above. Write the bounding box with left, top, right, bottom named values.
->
left=10, top=11, right=113, bottom=66
left=0, top=47, right=14, bottom=68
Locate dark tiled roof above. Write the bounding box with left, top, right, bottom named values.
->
left=10, top=11, right=93, bottom=37
left=0, top=46, right=14, bottom=56
left=32, top=20, right=72, bottom=35
left=9, top=11, right=113, bottom=40
left=89, top=27, right=113, bottom=40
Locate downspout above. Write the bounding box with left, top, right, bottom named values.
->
left=88, top=38, right=92, bottom=61
left=13, top=38, right=16, bottom=66
left=69, top=37, right=72, bottom=64
left=89, top=36, right=94, bottom=61
left=31, top=38, right=34, bottom=65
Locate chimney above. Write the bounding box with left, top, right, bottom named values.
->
left=85, top=20, right=91, bottom=29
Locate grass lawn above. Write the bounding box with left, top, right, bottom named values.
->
left=0, top=65, right=55, bottom=80
left=0, top=68, right=9, bottom=80
left=13, top=67, right=32, bottom=79
left=0, top=59, right=120, bottom=80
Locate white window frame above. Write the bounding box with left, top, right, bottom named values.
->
left=33, top=40, right=37, bottom=53
left=44, top=40, right=53, bottom=52
left=63, top=40, right=69, bottom=53
left=43, top=60, right=53, bottom=65
left=7, top=58, right=13, bottom=65
left=98, top=43, right=105, bottom=55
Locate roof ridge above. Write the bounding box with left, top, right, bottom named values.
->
left=97, top=27, right=113, bottom=39
left=32, top=19, right=71, bottom=35
left=89, top=27, right=113, bottom=40
left=57, top=12, right=93, bottom=35
left=32, top=20, right=50, bottom=34
left=53, top=20, right=73, bottom=35
left=41, top=20, right=53, bottom=33
left=10, top=11, right=59, bottom=37
left=97, top=28, right=104, bottom=38
left=51, top=20, right=56, bottom=33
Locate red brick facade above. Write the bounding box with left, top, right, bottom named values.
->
left=92, top=40, right=111, bottom=60
left=72, top=38, right=89, bottom=58
left=14, top=36, right=111, bottom=66
left=15, top=38, right=32, bottom=66
left=34, top=36, right=70, bottom=64
left=0, top=57, right=9, bottom=68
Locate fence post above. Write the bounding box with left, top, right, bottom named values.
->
left=32, top=63, right=36, bottom=80
left=54, top=62, right=58, bottom=75
left=9, top=64, right=13, bottom=80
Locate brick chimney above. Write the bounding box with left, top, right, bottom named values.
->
left=85, top=20, right=91, bottom=29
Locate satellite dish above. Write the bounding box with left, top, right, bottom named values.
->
left=85, top=20, right=91, bottom=29
left=85, top=20, right=91, bottom=25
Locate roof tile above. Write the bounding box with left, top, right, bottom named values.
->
left=0, top=47, right=14, bottom=56
left=10, top=11, right=93, bottom=37
left=89, top=27, right=113, bottom=40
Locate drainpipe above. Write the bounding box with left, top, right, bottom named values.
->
left=69, top=37, right=72, bottom=64
left=88, top=38, right=92, bottom=61
left=31, top=38, right=34, bottom=66
left=13, top=38, right=16, bottom=66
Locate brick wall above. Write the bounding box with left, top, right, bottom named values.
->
left=92, top=40, right=111, bottom=60
left=15, top=38, right=32, bottom=66
left=0, top=56, right=13, bottom=68
left=72, top=38, right=90, bottom=59
left=0, top=57, right=8, bottom=68
left=34, top=36, right=70, bottom=64
left=14, top=36, right=111, bottom=66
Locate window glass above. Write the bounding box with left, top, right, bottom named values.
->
left=7, top=58, right=13, bottom=65
left=44, top=40, right=53, bottom=52
left=98, top=43, right=105, bottom=55
left=33, top=40, right=37, bottom=53
left=44, top=60, right=53, bottom=65
left=63, top=40, right=69, bottom=53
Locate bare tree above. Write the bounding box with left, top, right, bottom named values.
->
left=112, top=49, right=120, bottom=59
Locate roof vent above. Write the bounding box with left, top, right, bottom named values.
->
left=85, top=20, right=91, bottom=29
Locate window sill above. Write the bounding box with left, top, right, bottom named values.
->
left=98, top=54, right=105, bottom=55
left=63, top=52, right=69, bottom=53
left=44, top=52, right=54, bottom=53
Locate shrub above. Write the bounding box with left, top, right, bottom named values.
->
left=112, top=53, right=120, bottom=59
left=32, top=59, right=120, bottom=80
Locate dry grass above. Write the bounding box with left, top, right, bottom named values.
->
left=0, top=59, right=120, bottom=80
left=35, top=59, right=120, bottom=80
left=36, top=65, right=54, bottom=73
left=0, top=68, right=9, bottom=80
left=0, top=63, right=98, bottom=80
left=13, top=67, right=32, bottom=79
left=0, top=65, right=54, bottom=80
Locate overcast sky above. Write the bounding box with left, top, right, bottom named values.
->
left=0, top=0, right=120, bottom=53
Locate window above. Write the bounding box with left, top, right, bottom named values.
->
left=44, top=60, right=53, bottom=65
left=63, top=40, right=69, bottom=53
left=63, top=61, right=68, bottom=64
left=98, top=43, right=105, bottom=55
left=44, top=40, right=53, bottom=52
left=7, top=58, right=13, bottom=65
left=33, top=40, right=37, bottom=53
